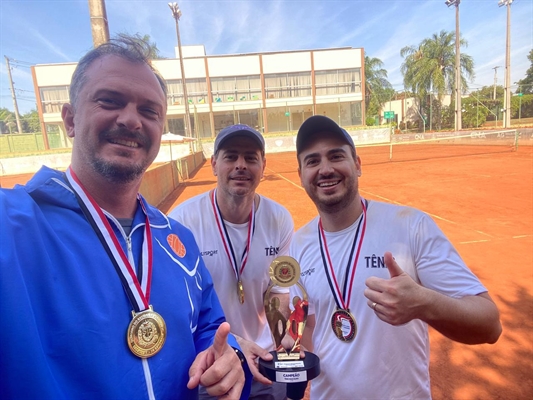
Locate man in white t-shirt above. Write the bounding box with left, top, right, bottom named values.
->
left=169, top=124, right=294, bottom=399
left=290, top=115, right=502, bottom=399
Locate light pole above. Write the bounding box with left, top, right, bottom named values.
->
left=169, top=2, right=192, bottom=138
left=499, top=0, right=513, bottom=128
left=446, top=0, right=461, bottom=131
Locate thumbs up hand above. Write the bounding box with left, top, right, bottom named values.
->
left=188, top=322, right=245, bottom=399
left=364, top=252, right=428, bottom=326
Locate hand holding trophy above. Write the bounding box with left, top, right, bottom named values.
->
left=259, top=256, right=320, bottom=400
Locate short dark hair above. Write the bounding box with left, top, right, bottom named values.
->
left=69, top=34, right=167, bottom=108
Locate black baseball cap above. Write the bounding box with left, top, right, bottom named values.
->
left=296, top=115, right=355, bottom=155
left=214, top=124, right=265, bottom=154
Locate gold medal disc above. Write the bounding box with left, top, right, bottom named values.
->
left=237, top=280, right=245, bottom=304
left=331, top=309, right=357, bottom=342
left=127, top=306, right=167, bottom=358
left=269, top=256, right=301, bottom=288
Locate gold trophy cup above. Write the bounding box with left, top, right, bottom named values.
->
left=259, top=256, right=320, bottom=400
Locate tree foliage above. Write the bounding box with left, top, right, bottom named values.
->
left=365, top=54, right=393, bottom=121
left=516, top=49, right=533, bottom=94
left=401, top=30, right=474, bottom=130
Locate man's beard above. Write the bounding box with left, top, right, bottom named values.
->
left=92, top=158, right=146, bottom=184
left=308, top=179, right=358, bottom=215
left=91, top=128, right=152, bottom=184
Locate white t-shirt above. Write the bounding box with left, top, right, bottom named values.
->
left=169, top=192, right=294, bottom=350
left=290, top=199, right=487, bottom=400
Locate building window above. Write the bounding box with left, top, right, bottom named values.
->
left=315, top=68, right=361, bottom=96
left=264, top=72, right=312, bottom=99
left=167, top=78, right=208, bottom=105
left=40, top=86, right=69, bottom=113
left=211, top=76, right=261, bottom=103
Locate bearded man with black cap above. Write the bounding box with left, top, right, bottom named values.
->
left=169, top=124, right=294, bottom=399
left=289, top=115, right=502, bottom=399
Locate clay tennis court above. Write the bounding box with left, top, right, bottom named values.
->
left=2, top=142, right=531, bottom=398
left=160, top=143, right=533, bottom=399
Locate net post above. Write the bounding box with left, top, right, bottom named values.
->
left=513, top=129, right=519, bottom=151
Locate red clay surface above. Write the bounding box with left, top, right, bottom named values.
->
left=2, top=144, right=532, bottom=399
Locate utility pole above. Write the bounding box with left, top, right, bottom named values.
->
left=4, top=56, right=23, bottom=134
left=492, top=66, right=500, bottom=100
left=169, top=2, right=192, bottom=138
left=499, top=0, right=513, bottom=128
left=88, top=0, right=110, bottom=47
left=446, top=0, right=461, bottom=131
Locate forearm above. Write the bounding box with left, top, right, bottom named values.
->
left=420, top=291, right=502, bottom=344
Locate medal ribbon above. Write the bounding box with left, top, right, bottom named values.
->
left=318, top=199, right=367, bottom=311
left=210, top=188, right=255, bottom=282
left=66, top=167, right=152, bottom=312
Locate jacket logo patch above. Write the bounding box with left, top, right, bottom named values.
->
left=167, top=234, right=186, bottom=258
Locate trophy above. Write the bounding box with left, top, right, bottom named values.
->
left=259, top=256, right=320, bottom=400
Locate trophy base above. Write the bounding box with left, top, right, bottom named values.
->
left=258, top=350, right=320, bottom=383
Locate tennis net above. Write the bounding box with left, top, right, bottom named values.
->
left=354, top=129, right=518, bottom=165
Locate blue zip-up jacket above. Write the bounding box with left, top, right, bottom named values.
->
left=0, top=166, right=251, bottom=399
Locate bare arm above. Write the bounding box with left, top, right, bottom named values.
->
left=301, top=314, right=315, bottom=352
left=364, top=252, right=502, bottom=345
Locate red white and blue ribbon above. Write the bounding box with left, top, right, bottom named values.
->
left=318, top=199, right=367, bottom=311
left=210, top=188, right=255, bottom=283
left=66, top=167, right=152, bottom=312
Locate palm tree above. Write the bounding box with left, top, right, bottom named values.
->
left=365, top=55, right=393, bottom=123
left=400, top=30, right=474, bottom=130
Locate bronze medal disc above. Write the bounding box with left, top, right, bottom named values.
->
left=127, top=306, right=167, bottom=358
left=331, top=309, right=357, bottom=342
left=269, top=256, right=301, bottom=287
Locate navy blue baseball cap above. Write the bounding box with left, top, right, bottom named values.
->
left=296, top=115, right=355, bottom=155
left=214, top=124, right=265, bottom=154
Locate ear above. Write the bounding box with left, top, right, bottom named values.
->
left=355, top=155, right=362, bottom=177
left=261, top=156, right=266, bottom=179
left=62, top=103, right=76, bottom=138
left=211, top=154, right=217, bottom=176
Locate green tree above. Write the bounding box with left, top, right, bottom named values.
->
left=460, top=97, right=489, bottom=128
left=21, top=110, right=41, bottom=133
left=0, top=108, right=15, bottom=134
left=468, top=86, right=503, bottom=122
left=516, top=49, right=533, bottom=94
left=365, top=55, right=393, bottom=123
left=401, top=30, right=474, bottom=130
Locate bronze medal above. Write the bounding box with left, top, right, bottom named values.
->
left=127, top=306, right=167, bottom=358
left=330, top=309, right=357, bottom=342
left=237, top=279, right=245, bottom=304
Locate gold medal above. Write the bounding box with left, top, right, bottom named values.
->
left=269, top=256, right=301, bottom=288
left=331, top=309, right=357, bottom=342
left=127, top=305, right=167, bottom=358
left=237, top=280, right=245, bottom=304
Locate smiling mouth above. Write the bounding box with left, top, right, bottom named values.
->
left=109, top=139, right=140, bottom=148
left=318, top=180, right=340, bottom=188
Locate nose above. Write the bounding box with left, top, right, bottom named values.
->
left=235, top=155, right=247, bottom=170
left=116, top=103, right=142, bottom=131
left=318, top=159, right=334, bottom=175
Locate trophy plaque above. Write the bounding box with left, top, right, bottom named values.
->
left=259, top=256, right=320, bottom=400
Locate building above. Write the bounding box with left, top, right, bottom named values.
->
left=32, top=46, right=365, bottom=148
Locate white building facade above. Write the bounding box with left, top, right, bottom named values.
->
left=32, top=46, right=365, bottom=147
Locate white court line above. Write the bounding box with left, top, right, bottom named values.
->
left=360, top=190, right=493, bottom=237
left=266, top=169, right=496, bottom=240
left=265, top=167, right=305, bottom=191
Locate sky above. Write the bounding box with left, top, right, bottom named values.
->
left=0, top=0, right=531, bottom=114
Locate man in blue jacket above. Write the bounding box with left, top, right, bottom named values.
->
left=0, top=35, right=250, bottom=399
